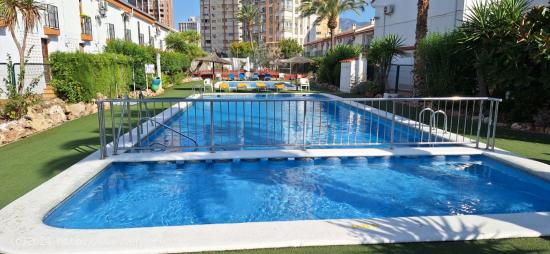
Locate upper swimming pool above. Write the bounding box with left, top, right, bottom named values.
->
left=142, top=94, right=437, bottom=151
left=215, top=81, right=295, bottom=89
left=44, top=155, right=550, bottom=229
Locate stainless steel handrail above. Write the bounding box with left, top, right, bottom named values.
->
left=97, top=96, right=501, bottom=159
left=141, top=117, right=199, bottom=147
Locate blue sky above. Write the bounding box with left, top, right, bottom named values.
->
left=173, top=1, right=375, bottom=25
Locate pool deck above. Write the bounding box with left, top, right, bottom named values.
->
left=1, top=146, right=550, bottom=254
left=1, top=93, right=550, bottom=253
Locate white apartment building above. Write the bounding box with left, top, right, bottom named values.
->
left=372, top=0, right=548, bottom=65
left=0, top=0, right=173, bottom=98
left=371, top=0, right=547, bottom=93
left=179, top=17, right=200, bottom=33
left=304, top=23, right=374, bottom=57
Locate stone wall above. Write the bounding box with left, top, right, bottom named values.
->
left=0, top=99, right=100, bottom=145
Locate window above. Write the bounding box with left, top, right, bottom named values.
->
left=125, top=29, right=132, bottom=41
left=81, top=16, right=92, bottom=35
left=107, top=23, right=115, bottom=40
left=139, top=33, right=145, bottom=45
left=43, top=4, right=59, bottom=29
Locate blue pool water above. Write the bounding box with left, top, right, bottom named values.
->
left=143, top=94, right=437, bottom=150
left=44, top=155, right=550, bottom=229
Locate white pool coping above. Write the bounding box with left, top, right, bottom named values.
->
left=1, top=146, right=550, bottom=254
left=1, top=93, right=550, bottom=253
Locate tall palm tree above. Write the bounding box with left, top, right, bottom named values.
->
left=413, top=0, right=429, bottom=96
left=236, top=4, right=258, bottom=45
left=299, top=0, right=368, bottom=49
left=1, top=0, right=42, bottom=95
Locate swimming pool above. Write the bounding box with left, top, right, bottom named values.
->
left=44, top=155, right=550, bottom=229
left=142, top=94, right=436, bottom=151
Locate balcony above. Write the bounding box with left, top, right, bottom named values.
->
left=43, top=4, right=60, bottom=36
left=81, top=16, right=93, bottom=41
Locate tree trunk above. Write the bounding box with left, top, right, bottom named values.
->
left=413, top=0, right=430, bottom=96
left=476, top=68, right=489, bottom=97
left=327, top=17, right=338, bottom=49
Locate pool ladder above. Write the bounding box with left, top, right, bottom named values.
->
left=418, top=108, right=448, bottom=143
left=138, top=92, right=198, bottom=151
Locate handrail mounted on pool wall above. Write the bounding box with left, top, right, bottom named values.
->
left=96, top=95, right=501, bottom=159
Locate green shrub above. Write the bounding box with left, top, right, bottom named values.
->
left=49, top=52, right=133, bottom=102
left=2, top=95, right=32, bottom=120
left=351, top=81, right=379, bottom=96
left=105, top=40, right=156, bottom=90
left=160, top=51, right=190, bottom=74
left=416, top=32, right=477, bottom=96
left=317, top=45, right=361, bottom=86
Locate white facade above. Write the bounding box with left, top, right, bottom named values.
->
left=178, top=17, right=200, bottom=33
left=370, top=0, right=547, bottom=93
left=372, top=0, right=548, bottom=65
left=304, top=24, right=374, bottom=57
left=0, top=0, right=172, bottom=98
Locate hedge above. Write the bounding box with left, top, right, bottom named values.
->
left=105, top=40, right=156, bottom=90
left=49, top=52, right=133, bottom=103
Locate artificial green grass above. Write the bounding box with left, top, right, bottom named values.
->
left=0, top=81, right=198, bottom=208
left=199, top=237, right=550, bottom=254
left=0, top=81, right=549, bottom=253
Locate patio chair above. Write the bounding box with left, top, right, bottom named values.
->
left=275, top=83, right=286, bottom=92
left=238, top=73, right=245, bottom=80
left=264, top=73, right=272, bottom=81
left=215, top=73, right=222, bottom=80
left=256, top=82, right=267, bottom=92
left=278, top=73, right=285, bottom=80
left=228, top=73, right=235, bottom=81
left=203, top=78, right=213, bottom=92
left=252, top=73, right=260, bottom=81
left=236, top=83, right=248, bottom=91
left=218, top=82, right=230, bottom=92
left=299, top=78, right=310, bottom=91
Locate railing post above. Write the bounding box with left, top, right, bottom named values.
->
left=302, top=100, right=307, bottom=150
left=476, top=101, right=484, bottom=148
left=491, top=101, right=500, bottom=150
left=485, top=100, right=494, bottom=150
left=210, top=100, right=215, bottom=152
left=394, top=65, right=400, bottom=94
left=390, top=100, right=396, bottom=149
left=111, top=101, right=118, bottom=155
left=126, top=95, right=132, bottom=143
left=97, top=101, right=107, bottom=159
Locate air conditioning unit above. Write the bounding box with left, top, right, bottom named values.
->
left=384, top=5, right=394, bottom=15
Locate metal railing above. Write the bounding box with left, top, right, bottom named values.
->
left=97, top=95, right=501, bottom=159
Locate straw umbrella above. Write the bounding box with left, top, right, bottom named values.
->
left=195, top=53, right=232, bottom=80
left=281, top=56, right=314, bottom=89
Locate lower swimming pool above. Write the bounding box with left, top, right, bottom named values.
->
left=44, top=155, right=550, bottom=229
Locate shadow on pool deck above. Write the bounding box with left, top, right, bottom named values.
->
left=325, top=212, right=550, bottom=253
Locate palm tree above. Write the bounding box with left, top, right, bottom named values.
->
left=367, top=35, right=406, bottom=93
left=236, top=4, right=258, bottom=45
left=413, top=0, right=429, bottom=96
left=1, top=0, right=43, bottom=95
left=299, top=0, right=368, bottom=49
left=459, top=0, right=529, bottom=96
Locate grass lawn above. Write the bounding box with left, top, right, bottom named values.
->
left=0, top=81, right=549, bottom=253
